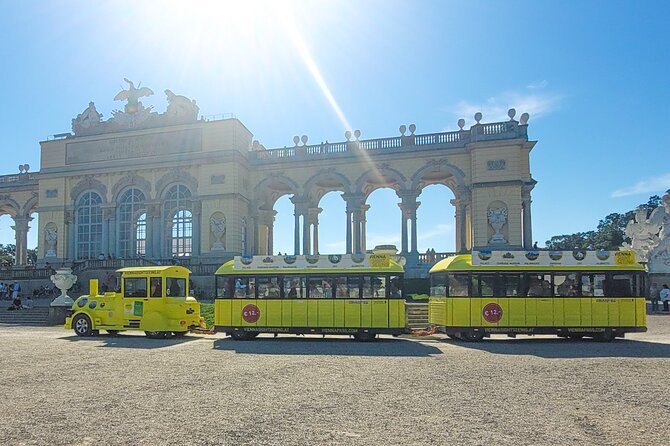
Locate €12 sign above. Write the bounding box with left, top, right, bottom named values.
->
left=242, top=304, right=260, bottom=323
left=482, top=303, right=503, bottom=323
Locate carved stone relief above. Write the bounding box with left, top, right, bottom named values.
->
left=210, top=212, right=226, bottom=251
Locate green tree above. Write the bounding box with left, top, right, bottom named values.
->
left=544, top=195, right=662, bottom=250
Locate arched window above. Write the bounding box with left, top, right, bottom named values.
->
left=171, top=210, right=193, bottom=256
left=76, top=191, right=103, bottom=259
left=136, top=213, right=147, bottom=256
left=117, top=188, right=146, bottom=258
left=164, top=185, right=193, bottom=257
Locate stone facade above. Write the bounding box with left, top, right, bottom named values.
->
left=1, top=85, right=537, bottom=270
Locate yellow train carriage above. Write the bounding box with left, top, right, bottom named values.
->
left=214, top=254, right=406, bottom=341
left=429, top=250, right=646, bottom=341
left=65, top=266, right=202, bottom=338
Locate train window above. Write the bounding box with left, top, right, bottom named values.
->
left=124, top=278, right=147, bottom=298
left=257, top=276, right=280, bottom=298
left=363, top=276, right=386, bottom=298
left=150, top=277, right=162, bottom=297
left=348, top=276, right=362, bottom=299
left=580, top=274, right=594, bottom=296
left=503, top=275, right=521, bottom=296
left=389, top=276, right=403, bottom=299
left=593, top=274, right=606, bottom=296
left=283, top=276, right=304, bottom=298
left=524, top=274, right=552, bottom=296
left=234, top=277, right=255, bottom=298
left=431, top=273, right=447, bottom=298
left=217, top=277, right=235, bottom=298
left=447, top=274, right=469, bottom=297
left=607, top=274, right=633, bottom=297
left=166, top=278, right=185, bottom=297
left=554, top=273, right=579, bottom=297
left=335, top=277, right=349, bottom=298
left=477, top=274, right=518, bottom=297
left=307, top=277, right=330, bottom=298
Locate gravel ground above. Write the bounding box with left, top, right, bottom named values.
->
left=1, top=317, right=670, bottom=446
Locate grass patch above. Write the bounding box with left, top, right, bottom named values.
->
left=200, top=303, right=214, bottom=328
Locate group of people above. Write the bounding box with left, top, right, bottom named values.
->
left=650, top=283, right=670, bottom=312
left=4, top=281, right=29, bottom=311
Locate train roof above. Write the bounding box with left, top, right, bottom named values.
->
left=216, top=254, right=404, bottom=275
left=430, top=251, right=645, bottom=273
left=116, top=266, right=191, bottom=275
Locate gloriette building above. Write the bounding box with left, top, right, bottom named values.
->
left=2, top=80, right=537, bottom=281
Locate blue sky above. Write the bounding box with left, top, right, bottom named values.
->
left=1, top=0, right=668, bottom=254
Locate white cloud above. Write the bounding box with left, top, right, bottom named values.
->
left=527, top=80, right=548, bottom=89
left=449, top=85, right=563, bottom=124
left=611, top=173, right=670, bottom=198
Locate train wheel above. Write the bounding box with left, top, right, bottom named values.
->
left=172, top=331, right=187, bottom=338
left=230, top=330, right=249, bottom=341
left=107, top=330, right=119, bottom=336
left=460, top=329, right=485, bottom=342
left=354, top=331, right=377, bottom=342
left=73, top=314, right=93, bottom=337
left=446, top=333, right=461, bottom=340
left=595, top=330, right=615, bottom=342
left=145, top=331, right=168, bottom=339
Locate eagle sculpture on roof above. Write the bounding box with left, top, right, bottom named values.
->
left=114, top=78, right=153, bottom=113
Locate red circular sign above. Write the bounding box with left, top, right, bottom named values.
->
left=483, top=303, right=503, bottom=323
left=242, top=304, right=260, bottom=323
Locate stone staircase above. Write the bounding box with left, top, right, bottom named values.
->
left=0, top=306, right=52, bottom=326
left=405, top=302, right=429, bottom=329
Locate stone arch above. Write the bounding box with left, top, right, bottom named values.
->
left=156, top=169, right=198, bottom=199
left=253, top=174, right=301, bottom=209
left=70, top=176, right=108, bottom=203
left=21, top=193, right=39, bottom=218
left=410, top=160, right=467, bottom=194
left=0, top=196, right=21, bottom=217
left=355, top=164, right=408, bottom=199
left=303, top=169, right=352, bottom=205
left=111, top=174, right=152, bottom=203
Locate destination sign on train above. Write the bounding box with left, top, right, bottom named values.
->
left=471, top=250, right=637, bottom=266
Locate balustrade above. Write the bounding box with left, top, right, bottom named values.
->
left=251, top=117, right=525, bottom=163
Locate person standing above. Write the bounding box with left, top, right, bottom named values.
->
left=12, top=281, right=20, bottom=300
left=660, top=284, right=670, bottom=313
left=649, top=283, right=660, bottom=313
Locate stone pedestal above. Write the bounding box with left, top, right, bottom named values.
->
left=48, top=306, right=69, bottom=326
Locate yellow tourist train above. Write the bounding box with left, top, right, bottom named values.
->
left=428, top=250, right=647, bottom=341
left=213, top=253, right=406, bottom=341
left=65, top=249, right=648, bottom=343
left=65, top=266, right=203, bottom=338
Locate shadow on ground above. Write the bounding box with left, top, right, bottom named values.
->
left=213, top=335, right=443, bottom=357
left=61, top=333, right=198, bottom=349
left=447, top=337, right=670, bottom=359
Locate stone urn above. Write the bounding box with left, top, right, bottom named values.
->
left=50, top=268, right=78, bottom=307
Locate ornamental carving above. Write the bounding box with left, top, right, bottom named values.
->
left=487, top=206, right=508, bottom=244
left=111, top=173, right=152, bottom=201
left=70, top=176, right=107, bottom=203
left=156, top=169, right=198, bottom=197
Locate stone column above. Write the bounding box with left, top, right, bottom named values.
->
left=451, top=198, right=461, bottom=251
left=343, top=193, right=364, bottom=254
left=291, top=196, right=309, bottom=255
left=522, top=185, right=534, bottom=249
left=191, top=201, right=202, bottom=256
left=457, top=187, right=472, bottom=253
left=65, top=210, right=75, bottom=260
left=345, top=208, right=353, bottom=254
left=11, top=216, right=31, bottom=265
left=262, top=210, right=277, bottom=255
left=144, top=203, right=159, bottom=259
left=101, top=206, right=115, bottom=257
left=361, top=204, right=369, bottom=253
left=399, top=204, right=408, bottom=254
left=399, top=192, right=419, bottom=254
left=307, top=207, right=322, bottom=255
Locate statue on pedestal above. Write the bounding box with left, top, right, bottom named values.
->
left=210, top=216, right=226, bottom=251
left=45, top=226, right=57, bottom=257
